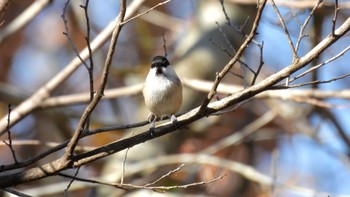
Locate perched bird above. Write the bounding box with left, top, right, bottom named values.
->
left=142, top=56, right=182, bottom=129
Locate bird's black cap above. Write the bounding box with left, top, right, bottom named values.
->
left=151, top=56, right=170, bottom=68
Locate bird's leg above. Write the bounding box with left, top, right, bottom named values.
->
left=147, top=113, right=156, bottom=123
left=160, top=115, right=167, bottom=121
left=148, top=113, right=157, bottom=136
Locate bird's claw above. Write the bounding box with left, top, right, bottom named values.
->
left=171, top=115, right=181, bottom=130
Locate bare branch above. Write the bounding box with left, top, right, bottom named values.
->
left=64, top=167, right=81, bottom=194
left=80, top=0, right=94, bottom=131
left=332, top=0, right=339, bottom=36
left=59, top=170, right=226, bottom=191
left=3, top=104, right=18, bottom=164
left=62, top=0, right=89, bottom=70
left=282, top=72, right=350, bottom=89
left=198, top=0, right=268, bottom=114
left=295, top=0, right=323, bottom=52
left=143, top=164, right=185, bottom=187
left=270, top=0, right=298, bottom=62
left=250, top=41, right=264, bottom=85
left=290, top=45, right=350, bottom=83
left=121, top=148, right=130, bottom=184
left=120, top=0, right=173, bottom=25
left=64, top=0, right=127, bottom=158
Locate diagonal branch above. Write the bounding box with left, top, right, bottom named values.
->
left=197, top=0, right=268, bottom=115
left=0, top=0, right=147, bottom=136
left=64, top=0, right=127, bottom=158
left=270, top=0, right=298, bottom=62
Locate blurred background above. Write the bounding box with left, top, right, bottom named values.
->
left=0, top=0, right=350, bottom=196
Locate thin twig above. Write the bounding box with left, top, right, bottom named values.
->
left=143, top=164, right=185, bottom=187
left=211, top=22, right=257, bottom=78
left=64, top=166, right=81, bottom=195
left=80, top=0, right=95, bottom=131
left=81, top=0, right=94, bottom=73
left=121, top=0, right=172, bottom=25
left=59, top=171, right=226, bottom=191
left=332, top=0, right=339, bottom=36
left=218, top=0, right=265, bottom=86
left=120, top=148, right=130, bottom=184
left=219, top=0, right=258, bottom=45
left=270, top=0, right=298, bottom=62
left=197, top=0, right=268, bottom=115
left=62, top=0, right=89, bottom=70
left=65, top=0, right=128, bottom=158
left=210, top=38, right=233, bottom=57
left=295, top=0, right=323, bottom=52
left=215, top=21, right=236, bottom=56
left=282, top=72, right=350, bottom=89
left=250, top=41, right=264, bottom=85
left=4, top=104, right=18, bottom=164
left=290, top=45, right=350, bottom=83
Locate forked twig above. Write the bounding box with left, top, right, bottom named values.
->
left=332, top=0, right=339, bottom=36
left=65, top=0, right=127, bottom=158
left=290, top=45, right=350, bottom=82
left=59, top=171, right=226, bottom=191
left=198, top=0, right=268, bottom=115
left=144, top=164, right=185, bottom=187
left=295, top=0, right=323, bottom=51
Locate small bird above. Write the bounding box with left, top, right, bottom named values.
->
left=142, top=56, right=182, bottom=129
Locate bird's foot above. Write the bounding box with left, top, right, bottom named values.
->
left=148, top=113, right=157, bottom=137
left=170, top=114, right=180, bottom=130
